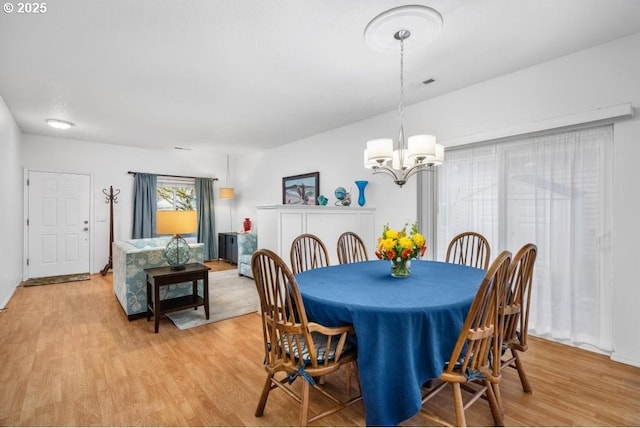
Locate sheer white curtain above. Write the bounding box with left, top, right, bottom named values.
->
left=435, top=125, right=613, bottom=352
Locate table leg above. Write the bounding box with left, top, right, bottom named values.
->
left=146, top=277, right=151, bottom=322
left=154, top=279, right=160, bottom=333
left=203, top=275, right=210, bottom=320
left=192, top=280, right=198, bottom=310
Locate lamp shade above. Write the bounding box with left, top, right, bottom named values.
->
left=363, top=149, right=378, bottom=169
left=219, top=187, right=235, bottom=199
left=408, top=134, right=436, bottom=159
left=156, top=210, right=198, bottom=236
left=366, top=138, right=393, bottom=162
left=433, top=143, right=445, bottom=164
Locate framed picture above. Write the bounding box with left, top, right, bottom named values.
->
left=282, top=172, right=320, bottom=205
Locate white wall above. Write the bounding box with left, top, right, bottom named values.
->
left=22, top=135, right=232, bottom=273
left=234, top=111, right=421, bottom=239
left=237, top=33, right=640, bottom=366
left=0, top=97, right=23, bottom=308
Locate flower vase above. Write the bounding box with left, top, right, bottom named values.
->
left=390, top=258, right=411, bottom=278
left=243, top=217, right=252, bottom=232
left=355, top=180, right=368, bottom=207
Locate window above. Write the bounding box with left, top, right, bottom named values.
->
left=157, top=176, right=196, bottom=211
left=432, top=125, right=613, bottom=352
left=156, top=176, right=197, bottom=238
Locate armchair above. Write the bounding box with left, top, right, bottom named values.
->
left=237, top=232, right=257, bottom=278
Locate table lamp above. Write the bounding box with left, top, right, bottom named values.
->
left=156, top=210, right=198, bottom=270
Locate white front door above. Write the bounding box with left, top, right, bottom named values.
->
left=27, top=170, right=91, bottom=278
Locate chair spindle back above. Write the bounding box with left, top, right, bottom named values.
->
left=337, top=232, right=369, bottom=265
left=290, top=233, right=330, bottom=274
left=446, top=231, right=491, bottom=270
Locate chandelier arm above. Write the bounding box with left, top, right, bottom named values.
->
left=372, top=166, right=401, bottom=181
left=402, top=164, right=432, bottom=182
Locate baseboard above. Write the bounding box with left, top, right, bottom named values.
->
left=610, top=352, right=640, bottom=368
left=0, top=283, right=18, bottom=310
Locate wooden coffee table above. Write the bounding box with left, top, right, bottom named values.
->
left=145, top=263, right=211, bottom=333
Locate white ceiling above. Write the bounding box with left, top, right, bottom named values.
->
left=2, top=0, right=640, bottom=156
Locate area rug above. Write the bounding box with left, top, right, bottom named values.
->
left=166, top=269, right=259, bottom=330
left=22, top=272, right=91, bottom=286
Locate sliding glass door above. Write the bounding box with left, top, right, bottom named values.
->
left=425, top=125, right=613, bottom=352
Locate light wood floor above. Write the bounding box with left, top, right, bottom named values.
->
left=1, top=262, right=639, bottom=426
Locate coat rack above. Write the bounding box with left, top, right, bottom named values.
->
left=100, top=186, right=120, bottom=276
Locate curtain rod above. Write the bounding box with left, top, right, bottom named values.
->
left=127, top=171, right=218, bottom=181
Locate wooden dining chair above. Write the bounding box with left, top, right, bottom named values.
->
left=251, top=249, right=362, bottom=426
left=421, top=251, right=512, bottom=427
left=499, top=243, right=537, bottom=393
left=446, top=231, right=491, bottom=270
left=290, top=233, right=330, bottom=274
left=336, top=232, right=369, bottom=265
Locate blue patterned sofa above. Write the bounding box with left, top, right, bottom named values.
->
left=237, top=232, right=257, bottom=278
left=112, top=237, right=205, bottom=319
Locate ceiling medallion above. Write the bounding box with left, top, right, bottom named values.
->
left=364, top=5, right=443, bottom=53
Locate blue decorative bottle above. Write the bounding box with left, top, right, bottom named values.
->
left=355, top=180, right=368, bottom=207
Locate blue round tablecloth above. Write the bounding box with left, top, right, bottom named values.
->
left=295, top=259, right=485, bottom=426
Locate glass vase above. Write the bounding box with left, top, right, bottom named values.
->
left=390, top=258, right=411, bottom=278
left=355, top=180, right=368, bottom=207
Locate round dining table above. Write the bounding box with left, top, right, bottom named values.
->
left=295, top=259, right=485, bottom=426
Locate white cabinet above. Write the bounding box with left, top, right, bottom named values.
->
left=256, top=205, right=376, bottom=266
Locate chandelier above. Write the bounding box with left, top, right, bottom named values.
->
left=363, top=6, right=444, bottom=187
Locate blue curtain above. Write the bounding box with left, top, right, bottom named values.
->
left=196, top=177, right=216, bottom=260
left=132, top=173, right=157, bottom=239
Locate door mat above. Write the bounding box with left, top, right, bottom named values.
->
left=22, top=273, right=91, bottom=287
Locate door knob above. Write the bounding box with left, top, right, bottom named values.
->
left=83, top=227, right=89, bottom=231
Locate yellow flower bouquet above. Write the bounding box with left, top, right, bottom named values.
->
left=375, top=223, right=427, bottom=278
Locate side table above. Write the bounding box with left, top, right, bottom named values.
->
left=145, top=263, right=211, bottom=333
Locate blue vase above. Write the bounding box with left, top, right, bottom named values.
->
left=355, top=180, right=368, bottom=207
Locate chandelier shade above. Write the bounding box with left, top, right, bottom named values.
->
left=366, top=139, right=393, bottom=162
left=363, top=5, right=445, bottom=187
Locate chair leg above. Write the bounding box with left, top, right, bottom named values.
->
left=255, top=373, right=273, bottom=417
left=299, top=379, right=311, bottom=426
left=353, top=361, right=362, bottom=395
left=491, top=380, right=504, bottom=417
left=513, top=350, right=532, bottom=393
left=452, top=383, right=466, bottom=427
left=345, top=363, right=351, bottom=395
left=486, top=380, right=504, bottom=426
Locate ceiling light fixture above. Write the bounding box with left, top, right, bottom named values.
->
left=363, top=5, right=445, bottom=187
left=46, top=119, right=74, bottom=130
